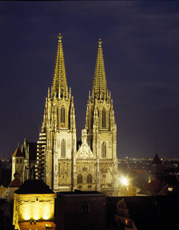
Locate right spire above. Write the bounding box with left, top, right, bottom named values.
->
left=92, top=39, right=108, bottom=100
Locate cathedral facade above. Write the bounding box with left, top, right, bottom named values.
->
left=32, top=34, right=118, bottom=195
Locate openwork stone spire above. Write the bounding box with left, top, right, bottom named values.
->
left=52, top=33, right=68, bottom=97
left=92, top=39, right=107, bottom=100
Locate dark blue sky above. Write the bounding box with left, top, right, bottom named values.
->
left=1, top=1, right=179, bottom=159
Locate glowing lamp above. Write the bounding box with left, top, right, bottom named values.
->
left=120, top=177, right=129, bottom=186
left=43, top=213, right=51, bottom=220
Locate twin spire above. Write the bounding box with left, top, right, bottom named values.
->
left=52, top=34, right=108, bottom=99
left=52, top=33, right=68, bottom=97
left=92, top=39, right=108, bottom=100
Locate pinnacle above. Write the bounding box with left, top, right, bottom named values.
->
left=52, top=33, right=68, bottom=98
left=92, top=39, right=108, bottom=100
left=58, top=33, right=63, bottom=42
left=98, top=38, right=102, bottom=47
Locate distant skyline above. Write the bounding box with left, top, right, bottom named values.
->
left=1, top=1, right=179, bottom=159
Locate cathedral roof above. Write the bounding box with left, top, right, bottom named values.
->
left=12, top=147, right=24, bottom=157
left=92, top=39, right=108, bottom=100
left=52, top=33, right=68, bottom=98
left=152, top=154, right=162, bottom=165
left=15, top=180, right=54, bottom=194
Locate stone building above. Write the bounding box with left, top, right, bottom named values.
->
left=35, top=34, right=119, bottom=195
left=143, top=154, right=179, bottom=195
left=13, top=180, right=56, bottom=230
left=151, top=153, right=163, bottom=180
left=12, top=147, right=24, bottom=181
left=11, top=140, right=37, bottom=183
left=11, top=34, right=119, bottom=195
left=110, top=195, right=179, bottom=230
left=56, top=190, right=106, bottom=230
left=7, top=172, right=23, bottom=202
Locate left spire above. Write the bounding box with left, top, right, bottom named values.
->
left=52, top=33, right=68, bottom=97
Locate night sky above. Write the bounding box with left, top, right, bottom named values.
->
left=1, top=1, right=179, bottom=159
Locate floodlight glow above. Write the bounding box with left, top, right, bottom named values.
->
left=120, top=177, right=129, bottom=186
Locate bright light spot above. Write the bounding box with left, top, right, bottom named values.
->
left=23, top=211, right=31, bottom=220
left=23, top=205, right=31, bottom=220
left=120, top=177, right=129, bottom=186
left=43, top=213, right=50, bottom=220
left=33, top=206, right=40, bottom=220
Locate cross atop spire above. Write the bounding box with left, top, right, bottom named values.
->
left=58, top=33, right=63, bottom=42
left=52, top=33, right=68, bottom=98
left=98, top=38, right=102, bottom=47
left=92, top=39, right=107, bottom=100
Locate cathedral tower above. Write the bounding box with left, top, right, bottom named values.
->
left=85, top=39, right=118, bottom=194
left=35, top=35, right=119, bottom=195
left=35, top=34, right=76, bottom=192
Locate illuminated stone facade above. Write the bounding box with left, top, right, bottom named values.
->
left=35, top=34, right=76, bottom=192
left=34, top=34, right=119, bottom=195
left=12, top=147, right=24, bottom=181
left=13, top=180, right=56, bottom=230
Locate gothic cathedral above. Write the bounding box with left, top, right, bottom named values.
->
left=34, top=34, right=118, bottom=196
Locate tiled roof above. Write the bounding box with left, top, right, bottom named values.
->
left=15, top=180, right=54, bottom=194
left=8, top=179, right=23, bottom=187
left=108, top=195, right=179, bottom=230
left=0, top=186, right=7, bottom=196
left=146, top=179, right=165, bottom=194
left=163, top=175, right=179, bottom=186
left=152, top=154, right=162, bottom=165
left=12, top=147, right=24, bottom=157
left=58, top=190, right=104, bottom=196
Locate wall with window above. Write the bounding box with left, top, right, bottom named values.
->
left=56, top=192, right=106, bottom=230
left=75, top=162, right=96, bottom=191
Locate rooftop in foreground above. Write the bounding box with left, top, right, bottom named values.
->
left=58, top=190, right=106, bottom=196
left=15, top=180, right=54, bottom=194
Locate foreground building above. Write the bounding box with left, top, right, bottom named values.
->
left=10, top=187, right=179, bottom=230
left=34, top=34, right=119, bottom=195
left=7, top=172, right=23, bottom=202
left=143, top=154, right=179, bottom=195
left=111, top=195, right=179, bottom=230
left=13, top=180, right=56, bottom=230
left=56, top=190, right=106, bottom=230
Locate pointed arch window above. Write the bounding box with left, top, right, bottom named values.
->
left=101, top=142, right=106, bottom=158
left=77, top=174, right=83, bottom=184
left=61, top=106, right=65, bottom=124
left=87, top=174, right=92, bottom=184
left=61, top=139, right=66, bottom=157
left=102, top=108, right=106, bottom=128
